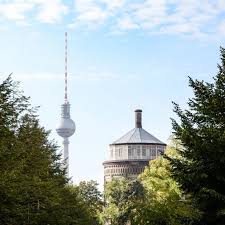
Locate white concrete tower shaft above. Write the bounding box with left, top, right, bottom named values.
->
left=63, top=137, right=69, bottom=172
left=56, top=32, right=75, bottom=176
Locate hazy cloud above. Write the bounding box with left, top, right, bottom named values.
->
left=71, top=0, right=225, bottom=38
left=1, top=0, right=225, bottom=38
left=0, top=0, right=68, bottom=24
left=4, top=71, right=121, bottom=82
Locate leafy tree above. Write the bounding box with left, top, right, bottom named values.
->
left=77, top=180, right=103, bottom=225
left=101, top=178, right=145, bottom=225
left=0, top=76, right=97, bottom=225
left=101, top=146, right=199, bottom=225
left=138, top=147, right=199, bottom=225
left=167, top=47, right=225, bottom=225
left=46, top=185, right=95, bottom=225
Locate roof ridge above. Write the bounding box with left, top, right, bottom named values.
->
left=129, top=127, right=138, bottom=141
left=112, top=127, right=165, bottom=145
left=112, top=128, right=135, bottom=144
left=140, top=128, right=164, bottom=143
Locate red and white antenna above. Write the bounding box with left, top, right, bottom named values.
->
left=65, top=32, right=68, bottom=102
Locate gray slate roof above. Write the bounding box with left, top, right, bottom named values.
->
left=112, top=128, right=166, bottom=145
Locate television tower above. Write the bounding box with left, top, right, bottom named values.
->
left=56, top=32, right=75, bottom=176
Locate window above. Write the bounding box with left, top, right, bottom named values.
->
left=146, top=146, right=151, bottom=157
left=115, top=149, right=118, bottom=158
left=137, top=149, right=140, bottom=157
left=118, top=147, right=122, bottom=157
left=157, top=146, right=163, bottom=155
left=142, top=146, right=146, bottom=156
left=110, top=149, right=113, bottom=158
left=151, top=146, right=156, bottom=156
left=116, top=146, right=123, bottom=158
left=128, top=145, right=134, bottom=158
left=132, top=146, right=137, bottom=158
left=152, top=149, right=156, bottom=156
left=128, top=148, right=132, bottom=157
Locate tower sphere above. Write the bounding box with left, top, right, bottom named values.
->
left=56, top=118, right=75, bottom=138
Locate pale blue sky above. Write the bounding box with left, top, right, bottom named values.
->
left=1, top=0, right=225, bottom=187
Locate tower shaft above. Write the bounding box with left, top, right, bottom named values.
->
left=63, top=137, right=69, bottom=174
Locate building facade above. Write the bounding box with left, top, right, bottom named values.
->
left=103, top=109, right=166, bottom=182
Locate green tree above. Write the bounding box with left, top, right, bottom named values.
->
left=77, top=180, right=103, bottom=225
left=0, top=76, right=97, bottom=225
left=101, top=178, right=145, bottom=225
left=167, top=47, right=225, bottom=225
left=138, top=147, right=198, bottom=225
left=46, top=185, right=95, bottom=225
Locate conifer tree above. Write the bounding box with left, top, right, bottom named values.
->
left=0, top=76, right=98, bottom=225
left=167, top=47, right=225, bottom=225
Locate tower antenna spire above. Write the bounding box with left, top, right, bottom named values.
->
left=65, top=32, right=68, bottom=102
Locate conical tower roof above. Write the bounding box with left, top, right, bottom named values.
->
left=112, top=128, right=165, bottom=145
left=112, top=109, right=165, bottom=145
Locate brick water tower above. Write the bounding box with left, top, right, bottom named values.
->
left=103, top=109, right=166, bottom=182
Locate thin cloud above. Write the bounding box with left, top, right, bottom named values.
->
left=0, top=1, right=34, bottom=21
left=71, top=0, right=225, bottom=38
left=0, top=0, right=68, bottom=24
left=35, top=0, right=68, bottom=23
left=4, top=71, right=127, bottom=82
left=1, top=0, right=225, bottom=38
left=117, top=16, right=139, bottom=30
left=12, top=73, right=63, bottom=80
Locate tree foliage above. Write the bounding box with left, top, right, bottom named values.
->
left=139, top=147, right=199, bottom=225
left=102, top=147, right=199, bottom=225
left=77, top=180, right=103, bottom=225
left=101, top=178, right=145, bottom=225
left=167, top=47, right=225, bottom=225
left=0, top=76, right=99, bottom=225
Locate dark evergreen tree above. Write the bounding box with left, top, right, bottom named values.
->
left=167, top=47, right=225, bottom=225
left=0, top=76, right=98, bottom=225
